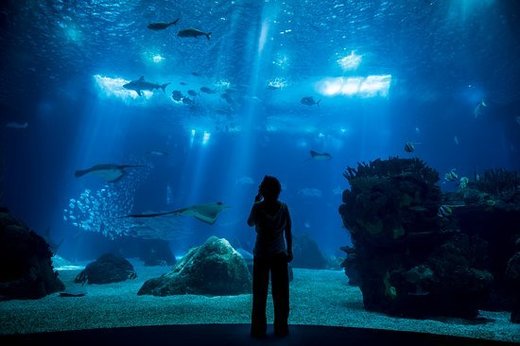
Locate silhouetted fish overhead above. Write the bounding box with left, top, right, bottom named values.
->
left=74, top=164, right=145, bottom=183
left=404, top=142, right=415, bottom=153
left=147, top=18, right=180, bottom=31
left=5, top=121, right=28, bottom=129
left=177, top=28, right=211, bottom=40
left=123, top=76, right=170, bottom=96
left=127, top=202, right=229, bottom=225
left=300, top=96, right=320, bottom=106
left=200, top=86, right=216, bottom=94
left=310, top=150, right=332, bottom=160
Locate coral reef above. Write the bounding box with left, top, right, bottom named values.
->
left=74, top=253, right=137, bottom=284
left=444, top=169, right=520, bottom=312
left=0, top=208, right=64, bottom=300
left=138, top=236, right=251, bottom=296
left=338, top=158, right=493, bottom=318
left=340, top=157, right=441, bottom=248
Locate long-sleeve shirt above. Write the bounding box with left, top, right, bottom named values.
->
left=247, top=200, right=292, bottom=258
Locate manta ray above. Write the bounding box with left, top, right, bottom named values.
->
left=74, top=164, right=144, bottom=183
left=127, top=202, right=228, bottom=225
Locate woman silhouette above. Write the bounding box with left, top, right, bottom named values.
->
left=247, top=175, right=292, bottom=338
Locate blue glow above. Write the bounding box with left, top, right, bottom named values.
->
left=337, top=51, right=362, bottom=71
left=152, top=54, right=165, bottom=63
left=202, top=131, right=211, bottom=145
left=317, top=75, right=392, bottom=98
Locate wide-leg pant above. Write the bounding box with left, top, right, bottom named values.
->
left=251, top=252, right=289, bottom=335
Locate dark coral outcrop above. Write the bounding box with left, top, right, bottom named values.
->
left=338, top=158, right=494, bottom=318
left=0, top=208, right=64, bottom=300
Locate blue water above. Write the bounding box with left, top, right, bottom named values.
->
left=1, top=0, right=519, bottom=259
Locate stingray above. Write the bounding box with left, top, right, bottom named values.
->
left=127, top=202, right=229, bottom=225
left=74, top=164, right=144, bottom=183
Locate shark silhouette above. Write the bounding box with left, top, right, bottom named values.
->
left=123, top=76, right=170, bottom=96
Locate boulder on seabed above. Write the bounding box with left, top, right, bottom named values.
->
left=138, top=236, right=251, bottom=296
left=74, top=253, right=137, bottom=284
left=0, top=208, right=65, bottom=300
left=291, top=233, right=327, bottom=269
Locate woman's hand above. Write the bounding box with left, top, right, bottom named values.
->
left=254, top=193, right=263, bottom=202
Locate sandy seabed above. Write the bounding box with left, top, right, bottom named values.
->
left=0, top=260, right=518, bottom=343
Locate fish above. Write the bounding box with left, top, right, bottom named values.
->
left=123, top=76, right=170, bottom=96
left=148, top=150, right=169, bottom=156
left=437, top=205, right=453, bottom=218
left=404, top=142, right=415, bottom=153
left=459, top=176, right=469, bottom=189
left=297, top=188, right=323, bottom=198
left=191, top=72, right=202, bottom=77
left=179, top=81, right=187, bottom=86
left=177, top=28, right=211, bottom=40
left=6, top=121, right=28, bottom=129
left=200, top=86, right=216, bottom=94
left=127, top=201, right=229, bottom=225
left=187, top=90, right=198, bottom=97
left=221, top=93, right=233, bottom=104
left=310, top=150, right=332, bottom=160
left=444, top=168, right=458, bottom=182
left=171, top=90, right=184, bottom=101
left=147, top=18, right=180, bottom=31
left=300, top=96, right=320, bottom=107
left=473, top=99, right=487, bottom=119
left=516, top=116, right=520, bottom=126
left=181, top=97, right=194, bottom=105
left=74, top=164, right=145, bottom=183
left=454, top=136, right=459, bottom=145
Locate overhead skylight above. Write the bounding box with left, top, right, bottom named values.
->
left=152, top=54, right=165, bottom=63
left=337, top=51, right=362, bottom=71
left=317, top=75, right=392, bottom=98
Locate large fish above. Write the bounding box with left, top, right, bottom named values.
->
left=123, top=76, right=170, bottom=97
left=309, top=150, right=332, bottom=160
left=300, top=96, right=320, bottom=107
left=147, top=18, right=180, bottom=31
left=74, top=164, right=144, bottom=183
left=5, top=121, right=28, bottom=129
left=177, top=28, right=211, bottom=40
left=127, top=201, right=228, bottom=225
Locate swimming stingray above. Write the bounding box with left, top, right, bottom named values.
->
left=127, top=201, right=229, bottom=225
left=74, top=164, right=144, bottom=183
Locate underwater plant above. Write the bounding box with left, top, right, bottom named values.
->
left=474, top=168, right=520, bottom=196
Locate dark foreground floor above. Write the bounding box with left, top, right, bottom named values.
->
left=1, top=324, right=518, bottom=346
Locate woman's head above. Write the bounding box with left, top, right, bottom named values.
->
left=259, top=175, right=281, bottom=201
